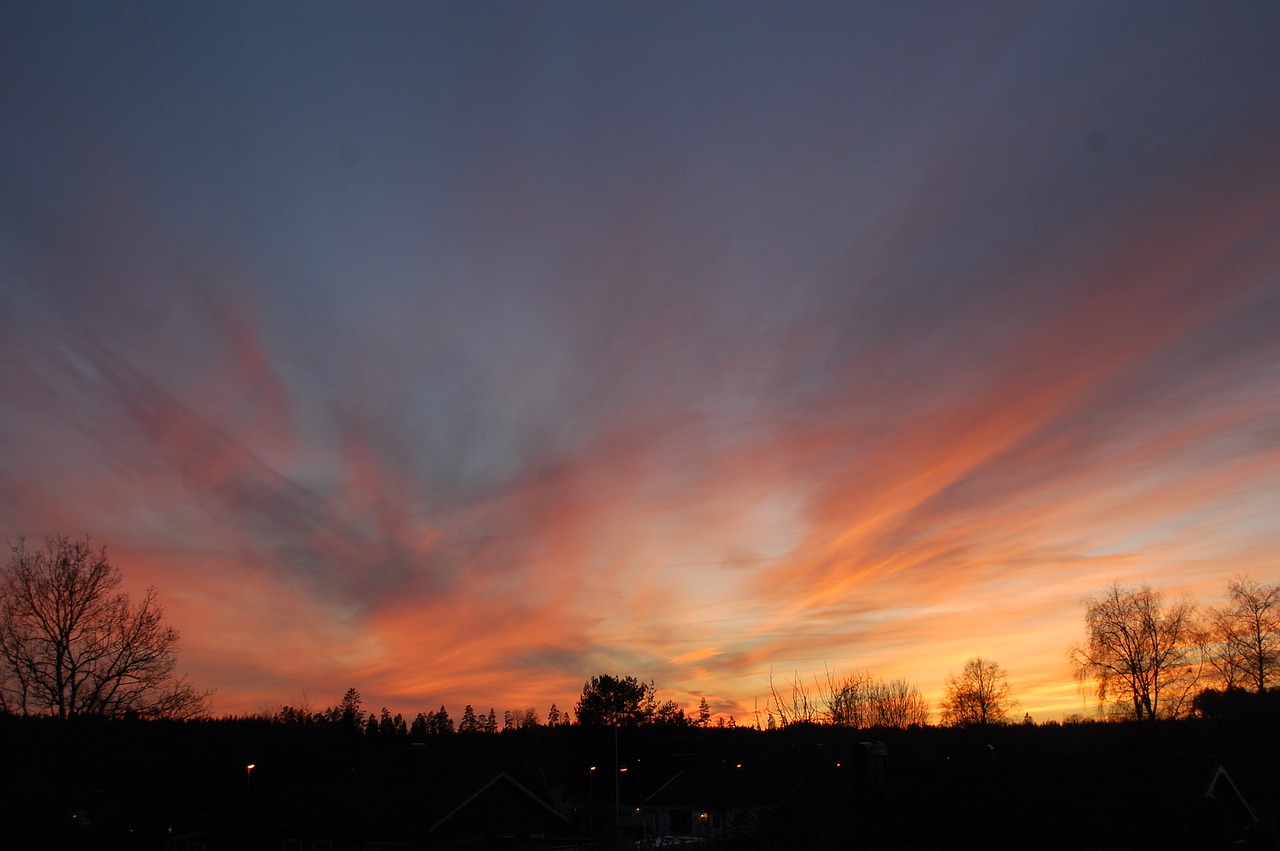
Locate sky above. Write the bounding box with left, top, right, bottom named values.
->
left=2, top=1, right=1279, bottom=724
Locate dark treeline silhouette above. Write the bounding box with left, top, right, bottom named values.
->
left=6, top=535, right=1271, bottom=734
left=253, top=677, right=720, bottom=743
left=7, top=539, right=1278, bottom=846
left=9, top=698, right=1280, bottom=849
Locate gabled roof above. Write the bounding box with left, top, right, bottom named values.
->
left=429, top=771, right=570, bottom=834
left=1201, top=763, right=1258, bottom=826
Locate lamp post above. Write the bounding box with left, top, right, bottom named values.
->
left=588, top=766, right=596, bottom=838
left=246, top=763, right=255, bottom=795
left=618, top=766, right=628, bottom=832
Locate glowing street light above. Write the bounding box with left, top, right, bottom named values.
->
left=246, top=763, right=255, bottom=794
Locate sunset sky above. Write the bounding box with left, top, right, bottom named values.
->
left=2, top=2, right=1279, bottom=723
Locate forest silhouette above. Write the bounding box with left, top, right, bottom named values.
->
left=5, top=539, right=1280, bottom=848
left=7, top=695, right=1280, bottom=849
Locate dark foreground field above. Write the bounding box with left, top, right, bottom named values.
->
left=7, top=700, right=1280, bottom=850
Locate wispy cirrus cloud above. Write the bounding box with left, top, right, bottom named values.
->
left=2, top=2, right=1280, bottom=723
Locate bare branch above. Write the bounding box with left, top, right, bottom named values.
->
left=1068, top=582, right=1203, bottom=721
left=0, top=535, right=212, bottom=719
left=940, top=657, right=1015, bottom=726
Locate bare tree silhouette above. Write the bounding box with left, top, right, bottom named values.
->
left=825, top=670, right=929, bottom=728
left=1206, top=576, right=1280, bottom=693
left=0, top=535, right=210, bottom=719
left=939, top=657, right=1015, bottom=726
left=1070, top=582, right=1203, bottom=721
left=767, top=668, right=819, bottom=727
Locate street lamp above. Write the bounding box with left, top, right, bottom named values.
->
left=589, top=766, right=596, bottom=838
left=614, top=725, right=620, bottom=832
left=618, top=766, right=628, bottom=830
left=246, top=763, right=255, bottom=794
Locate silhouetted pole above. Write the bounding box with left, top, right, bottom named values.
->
left=619, top=766, right=629, bottom=831
left=589, top=765, right=596, bottom=838
left=614, top=724, right=620, bottom=832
